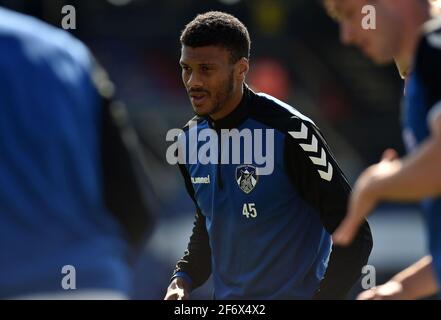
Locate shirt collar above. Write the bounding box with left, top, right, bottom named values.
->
left=206, top=85, right=252, bottom=130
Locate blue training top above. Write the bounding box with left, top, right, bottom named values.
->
left=0, top=7, right=131, bottom=298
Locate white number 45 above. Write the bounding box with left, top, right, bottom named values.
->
left=242, top=203, right=257, bottom=218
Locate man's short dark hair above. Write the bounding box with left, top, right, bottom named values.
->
left=180, top=11, right=251, bottom=63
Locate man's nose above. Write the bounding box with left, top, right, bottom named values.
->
left=187, top=72, right=203, bottom=88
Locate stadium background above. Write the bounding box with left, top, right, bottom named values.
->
left=1, top=0, right=427, bottom=299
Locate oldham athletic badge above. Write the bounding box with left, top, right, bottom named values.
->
left=235, top=165, right=258, bottom=194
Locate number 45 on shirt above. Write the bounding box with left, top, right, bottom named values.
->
left=242, top=203, right=257, bottom=218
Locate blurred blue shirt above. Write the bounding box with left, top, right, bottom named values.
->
left=0, top=7, right=131, bottom=298
left=403, top=19, right=441, bottom=289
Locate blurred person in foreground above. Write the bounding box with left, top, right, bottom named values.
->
left=0, top=7, right=154, bottom=299
left=164, top=11, right=372, bottom=300
left=324, top=0, right=441, bottom=299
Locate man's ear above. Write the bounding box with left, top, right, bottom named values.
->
left=235, top=58, right=249, bottom=80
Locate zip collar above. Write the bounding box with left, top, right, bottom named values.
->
left=206, top=85, right=252, bottom=130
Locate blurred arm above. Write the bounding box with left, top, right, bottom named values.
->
left=358, top=255, right=439, bottom=300
left=96, top=63, right=155, bottom=249
left=333, top=114, right=441, bottom=246
left=367, top=119, right=441, bottom=201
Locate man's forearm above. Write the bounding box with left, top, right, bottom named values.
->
left=391, top=256, right=439, bottom=299
left=173, top=209, right=212, bottom=289
left=374, top=137, right=441, bottom=201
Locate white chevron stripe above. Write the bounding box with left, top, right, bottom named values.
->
left=288, top=122, right=333, bottom=182
left=300, top=135, right=318, bottom=153
left=309, top=148, right=327, bottom=167
left=318, top=163, right=333, bottom=181
left=288, top=123, right=308, bottom=140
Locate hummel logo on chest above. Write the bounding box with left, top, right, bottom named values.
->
left=191, top=175, right=211, bottom=184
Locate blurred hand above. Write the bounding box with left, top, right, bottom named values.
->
left=357, top=281, right=405, bottom=300
left=164, top=277, right=190, bottom=300
left=333, top=149, right=401, bottom=246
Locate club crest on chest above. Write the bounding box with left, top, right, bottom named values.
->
left=235, top=165, right=259, bottom=194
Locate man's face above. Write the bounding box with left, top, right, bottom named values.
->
left=180, top=45, right=240, bottom=119
left=326, top=0, right=403, bottom=64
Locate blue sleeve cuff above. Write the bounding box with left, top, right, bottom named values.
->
left=173, top=272, right=193, bottom=288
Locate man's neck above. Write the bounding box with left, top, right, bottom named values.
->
left=395, top=4, right=431, bottom=79
left=210, top=85, right=244, bottom=121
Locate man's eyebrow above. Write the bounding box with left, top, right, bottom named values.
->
left=199, top=63, right=217, bottom=67
left=179, top=61, right=217, bottom=66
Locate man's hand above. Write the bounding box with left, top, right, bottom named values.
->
left=164, top=277, right=191, bottom=300
left=333, top=149, right=402, bottom=246
left=357, top=281, right=405, bottom=300
left=359, top=256, right=438, bottom=300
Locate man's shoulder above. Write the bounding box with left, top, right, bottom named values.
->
left=0, top=7, right=91, bottom=69
left=412, top=18, right=441, bottom=108
left=421, top=17, right=441, bottom=42
left=416, top=18, right=441, bottom=73
left=250, top=90, right=318, bottom=135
